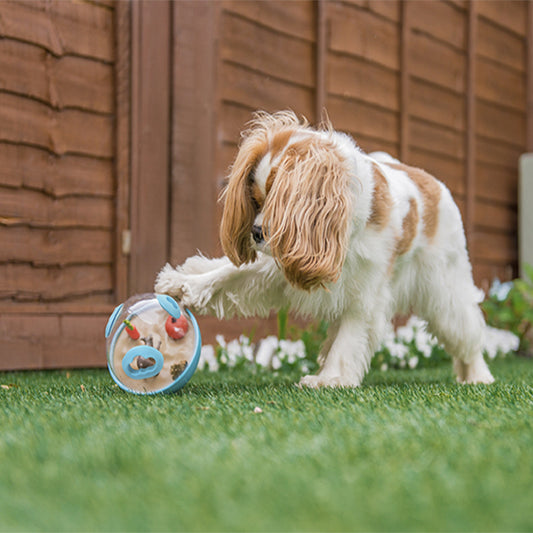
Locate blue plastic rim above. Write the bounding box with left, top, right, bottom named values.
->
left=106, top=301, right=202, bottom=395
left=105, top=303, right=124, bottom=338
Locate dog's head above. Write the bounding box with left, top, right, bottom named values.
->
left=220, top=111, right=353, bottom=291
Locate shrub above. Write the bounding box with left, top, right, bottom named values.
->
left=481, top=264, right=533, bottom=354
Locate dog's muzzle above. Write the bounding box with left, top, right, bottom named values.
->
left=252, top=225, right=264, bottom=244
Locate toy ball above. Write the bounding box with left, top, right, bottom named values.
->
left=105, top=293, right=201, bottom=395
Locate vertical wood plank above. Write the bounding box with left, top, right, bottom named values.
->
left=465, top=0, right=478, bottom=243
left=170, top=2, right=219, bottom=265
left=129, top=0, right=172, bottom=293
left=315, top=0, right=327, bottom=124
left=114, top=0, right=131, bottom=302
left=400, top=0, right=411, bottom=162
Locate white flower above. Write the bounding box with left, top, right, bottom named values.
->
left=408, top=356, right=419, bottom=369
left=396, top=325, right=414, bottom=344
left=199, top=345, right=219, bottom=372
left=385, top=340, right=409, bottom=360
left=489, top=279, right=513, bottom=302
left=215, top=334, right=226, bottom=348
left=255, top=336, right=279, bottom=367
left=271, top=354, right=282, bottom=370
left=278, top=339, right=306, bottom=363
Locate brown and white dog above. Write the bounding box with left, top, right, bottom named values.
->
left=156, top=111, right=494, bottom=387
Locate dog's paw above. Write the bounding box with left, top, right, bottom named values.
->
left=454, top=357, right=495, bottom=385
left=456, top=368, right=495, bottom=385
left=154, top=264, right=185, bottom=299
left=298, top=374, right=360, bottom=389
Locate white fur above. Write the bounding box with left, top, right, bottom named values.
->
left=156, top=119, right=494, bottom=388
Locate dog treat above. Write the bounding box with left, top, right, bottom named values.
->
left=136, top=356, right=156, bottom=369
left=170, top=360, right=189, bottom=380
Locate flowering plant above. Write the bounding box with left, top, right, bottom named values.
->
left=198, top=334, right=314, bottom=374
left=481, top=266, right=533, bottom=354
left=199, top=315, right=519, bottom=374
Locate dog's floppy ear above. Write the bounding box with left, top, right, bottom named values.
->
left=263, top=139, right=353, bottom=290
left=219, top=135, right=266, bottom=266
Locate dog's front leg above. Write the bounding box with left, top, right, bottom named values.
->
left=155, top=253, right=286, bottom=319
left=300, top=315, right=375, bottom=388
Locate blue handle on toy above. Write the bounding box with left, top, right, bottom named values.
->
left=156, top=294, right=181, bottom=318
left=122, top=346, right=164, bottom=379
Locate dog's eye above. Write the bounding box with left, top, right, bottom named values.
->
left=251, top=196, right=261, bottom=211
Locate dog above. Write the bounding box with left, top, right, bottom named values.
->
left=155, top=110, right=494, bottom=388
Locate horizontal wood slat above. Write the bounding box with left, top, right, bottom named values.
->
left=409, top=33, right=466, bottom=93
left=0, top=227, right=111, bottom=266
left=410, top=118, right=465, bottom=160
left=471, top=231, right=518, bottom=264
left=222, top=0, right=315, bottom=41
left=474, top=201, right=517, bottom=233
left=477, top=17, right=526, bottom=72
left=328, top=53, right=400, bottom=111
left=475, top=58, right=526, bottom=112
left=0, top=144, right=113, bottom=197
left=220, top=12, right=315, bottom=87
left=0, top=313, right=108, bottom=370
left=342, top=0, right=401, bottom=23
left=475, top=163, right=518, bottom=205
left=0, top=263, right=112, bottom=302
left=409, top=79, right=465, bottom=131
left=476, top=0, right=528, bottom=37
left=329, top=3, right=400, bottom=71
left=0, top=187, right=113, bottom=229
left=327, top=95, right=399, bottom=145
left=0, top=0, right=114, bottom=62
left=475, top=100, right=526, bottom=147
left=0, top=93, right=113, bottom=158
left=408, top=0, right=467, bottom=50
left=0, top=39, right=113, bottom=113
left=220, top=61, right=315, bottom=117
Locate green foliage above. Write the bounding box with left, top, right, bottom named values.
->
left=277, top=306, right=289, bottom=340
left=482, top=264, right=533, bottom=353
left=287, top=319, right=328, bottom=372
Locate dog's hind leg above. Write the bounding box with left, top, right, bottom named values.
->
left=415, top=264, right=495, bottom=385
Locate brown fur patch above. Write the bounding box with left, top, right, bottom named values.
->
left=395, top=197, right=419, bottom=256
left=368, top=164, right=393, bottom=229
left=265, top=167, right=277, bottom=195
left=269, top=129, right=295, bottom=158
left=388, top=163, right=441, bottom=240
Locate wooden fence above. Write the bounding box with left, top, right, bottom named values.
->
left=1, top=0, right=532, bottom=369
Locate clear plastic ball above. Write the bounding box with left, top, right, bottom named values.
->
left=105, top=293, right=201, bottom=394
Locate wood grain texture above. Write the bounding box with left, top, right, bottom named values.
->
left=0, top=144, right=113, bottom=197
left=0, top=0, right=113, bottom=61
left=0, top=313, right=108, bottom=370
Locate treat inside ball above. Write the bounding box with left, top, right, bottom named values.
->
left=105, top=293, right=201, bottom=394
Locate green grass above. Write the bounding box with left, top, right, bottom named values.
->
left=1, top=360, right=533, bottom=532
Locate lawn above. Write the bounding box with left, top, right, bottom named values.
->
left=1, top=359, right=533, bottom=532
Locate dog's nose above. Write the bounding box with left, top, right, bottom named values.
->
left=252, top=225, right=264, bottom=244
